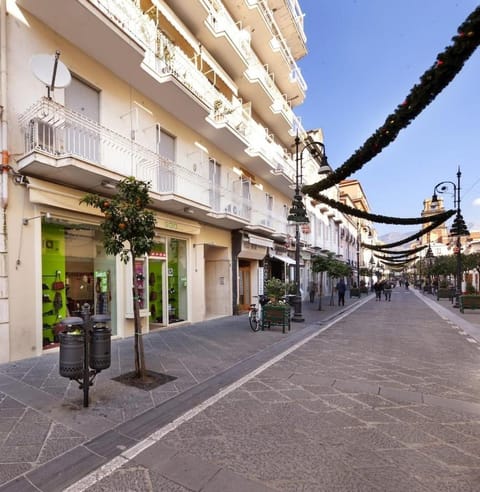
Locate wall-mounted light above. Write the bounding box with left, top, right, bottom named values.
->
left=23, top=212, right=51, bottom=225
left=101, top=180, right=116, bottom=190
left=194, top=141, right=208, bottom=153
left=184, top=207, right=194, bottom=215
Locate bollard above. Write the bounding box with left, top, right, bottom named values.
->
left=89, top=314, right=111, bottom=371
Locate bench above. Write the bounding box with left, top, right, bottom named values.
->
left=262, top=305, right=291, bottom=333
left=459, top=295, right=480, bottom=313
left=437, top=288, right=455, bottom=302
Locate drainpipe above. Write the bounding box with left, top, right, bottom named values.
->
left=0, top=0, right=8, bottom=364
left=0, top=0, right=8, bottom=210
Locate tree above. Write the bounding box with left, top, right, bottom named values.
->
left=312, top=252, right=352, bottom=310
left=81, top=177, right=156, bottom=380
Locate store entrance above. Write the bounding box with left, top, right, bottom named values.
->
left=148, top=258, right=165, bottom=326
left=42, top=222, right=116, bottom=350
left=238, top=261, right=251, bottom=312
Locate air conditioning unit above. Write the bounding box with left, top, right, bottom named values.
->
left=225, top=204, right=239, bottom=215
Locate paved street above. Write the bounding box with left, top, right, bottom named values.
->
left=2, top=287, right=480, bottom=491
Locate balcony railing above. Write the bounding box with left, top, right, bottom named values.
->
left=89, top=0, right=156, bottom=47
left=253, top=0, right=307, bottom=92
left=89, top=0, right=297, bottom=185
left=19, top=98, right=290, bottom=227
left=204, top=0, right=299, bottom=122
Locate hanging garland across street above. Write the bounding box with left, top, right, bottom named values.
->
left=314, top=192, right=455, bottom=225
left=301, top=6, right=480, bottom=227
left=366, top=215, right=448, bottom=250
left=374, top=255, right=419, bottom=264
left=362, top=244, right=427, bottom=257
left=376, top=258, right=418, bottom=267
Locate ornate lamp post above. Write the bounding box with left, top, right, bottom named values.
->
left=288, top=133, right=328, bottom=322
left=356, top=221, right=361, bottom=292
left=431, top=167, right=469, bottom=307
left=425, top=243, right=434, bottom=293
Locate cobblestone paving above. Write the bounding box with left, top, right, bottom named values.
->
left=0, top=297, right=349, bottom=490
left=2, top=289, right=480, bottom=491
left=88, top=289, right=480, bottom=491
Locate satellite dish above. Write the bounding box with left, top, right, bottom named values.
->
left=30, top=51, right=71, bottom=98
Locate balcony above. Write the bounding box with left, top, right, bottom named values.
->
left=222, top=0, right=306, bottom=105
left=269, top=0, right=307, bottom=60
left=17, top=98, right=291, bottom=232
left=161, top=0, right=300, bottom=145
left=18, top=0, right=297, bottom=198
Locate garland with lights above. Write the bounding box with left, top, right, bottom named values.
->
left=374, top=255, right=419, bottom=264
left=365, top=216, right=447, bottom=250
left=302, top=6, right=480, bottom=199
left=362, top=244, right=427, bottom=256
left=376, top=258, right=417, bottom=267
left=315, top=192, right=455, bottom=225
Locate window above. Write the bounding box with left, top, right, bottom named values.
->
left=157, top=127, right=175, bottom=192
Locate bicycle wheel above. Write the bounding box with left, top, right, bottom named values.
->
left=249, top=309, right=260, bottom=332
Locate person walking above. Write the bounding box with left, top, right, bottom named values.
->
left=308, top=281, right=317, bottom=303
left=336, top=278, right=346, bottom=306
left=374, top=281, right=384, bottom=301
left=384, top=280, right=392, bottom=301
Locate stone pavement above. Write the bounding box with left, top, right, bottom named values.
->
left=2, top=287, right=480, bottom=491
left=0, top=291, right=357, bottom=491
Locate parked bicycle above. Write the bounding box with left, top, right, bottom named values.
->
left=248, top=294, right=269, bottom=332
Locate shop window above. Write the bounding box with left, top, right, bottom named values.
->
left=41, top=222, right=116, bottom=350
left=167, top=237, right=187, bottom=323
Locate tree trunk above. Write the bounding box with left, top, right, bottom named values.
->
left=132, top=259, right=146, bottom=380
left=317, top=272, right=323, bottom=311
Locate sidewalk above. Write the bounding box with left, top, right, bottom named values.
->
left=3, top=287, right=480, bottom=491
left=80, top=286, right=480, bottom=492
left=0, top=292, right=362, bottom=491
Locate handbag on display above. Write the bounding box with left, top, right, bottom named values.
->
left=149, top=272, right=156, bottom=286
left=52, top=271, right=65, bottom=291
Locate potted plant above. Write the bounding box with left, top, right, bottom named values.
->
left=262, top=278, right=290, bottom=333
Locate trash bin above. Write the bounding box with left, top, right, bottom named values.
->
left=58, top=317, right=84, bottom=379
left=89, top=314, right=111, bottom=371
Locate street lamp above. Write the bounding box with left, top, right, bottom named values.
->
left=288, top=133, right=328, bottom=322
left=425, top=243, right=434, bottom=293
left=431, top=167, right=469, bottom=307
left=356, top=221, right=361, bottom=292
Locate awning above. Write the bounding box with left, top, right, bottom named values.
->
left=271, top=254, right=296, bottom=265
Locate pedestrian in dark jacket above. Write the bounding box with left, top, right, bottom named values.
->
left=374, top=281, right=384, bottom=301
left=336, top=278, right=346, bottom=306
left=384, top=281, right=392, bottom=301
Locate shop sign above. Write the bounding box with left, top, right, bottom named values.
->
left=164, top=220, right=178, bottom=230
left=150, top=251, right=166, bottom=258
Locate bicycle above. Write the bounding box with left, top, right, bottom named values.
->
left=248, top=294, right=269, bottom=332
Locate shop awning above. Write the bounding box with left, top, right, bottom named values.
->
left=271, top=254, right=296, bottom=265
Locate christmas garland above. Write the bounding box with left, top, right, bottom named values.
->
left=376, top=258, right=417, bottom=267
left=374, top=255, right=418, bottom=264
left=366, top=215, right=448, bottom=250
left=362, top=244, right=427, bottom=256
left=315, top=192, right=455, bottom=225
left=302, top=6, right=480, bottom=197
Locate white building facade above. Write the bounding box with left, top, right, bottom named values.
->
left=1, top=0, right=359, bottom=362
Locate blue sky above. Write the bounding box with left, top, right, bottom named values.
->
left=294, top=0, right=480, bottom=237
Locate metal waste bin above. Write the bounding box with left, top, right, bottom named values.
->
left=89, top=314, right=111, bottom=371
left=58, top=317, right=84, bottom=379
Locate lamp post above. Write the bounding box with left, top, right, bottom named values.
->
left=356, top=221, right=361, bottom=292
left=425, top=243, right=434, bottom=293
left=288, top=133, right=328, bottom=323
left=369, top=255, right=375, bottom=291
left=431, top=167, right=469, bottom=307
